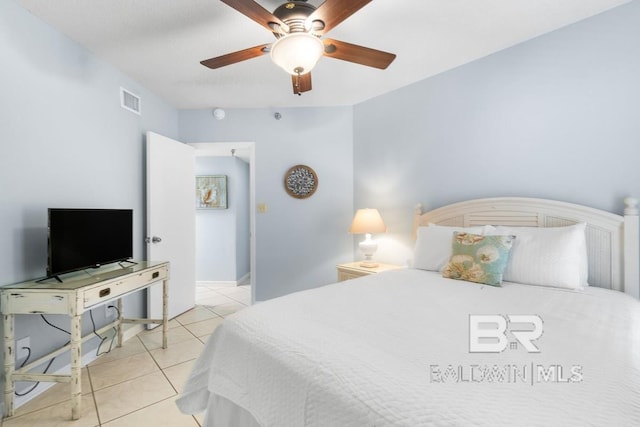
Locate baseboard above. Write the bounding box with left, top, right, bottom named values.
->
left=122, top=323, right=145, bottom=341
left=237, top=273, right=251, bottom=286
left=12, top=323, right=145, bottom=410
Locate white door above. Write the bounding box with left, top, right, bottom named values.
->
left=146, top=131, right=195, bottom=320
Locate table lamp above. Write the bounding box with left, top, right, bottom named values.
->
left=349, top=208, right=387, bottom=268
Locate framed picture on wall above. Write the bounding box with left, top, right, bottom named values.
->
left=196, top=175, right=228, bottom=209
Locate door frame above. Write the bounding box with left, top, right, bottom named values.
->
left=189, top=142, right=256, bottom=304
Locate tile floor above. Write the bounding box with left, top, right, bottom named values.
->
left=2, top=285, right=251, bottom=427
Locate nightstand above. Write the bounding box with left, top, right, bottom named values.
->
left=336, top=261, right=403, bottom=282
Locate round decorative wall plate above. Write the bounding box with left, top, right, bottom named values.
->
left=284, top=164, right=318, bottom=199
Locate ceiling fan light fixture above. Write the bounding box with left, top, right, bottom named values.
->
left=270, top=33, right=324, bottom=75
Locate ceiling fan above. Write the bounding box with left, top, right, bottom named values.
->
left=201, top=0, right=396, bottom=95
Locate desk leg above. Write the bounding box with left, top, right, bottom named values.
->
left=3, top=313, right=15, bottom=417
left=162, top=278, right=169, bottom=349
left=70, top=314, right=82, bottom=420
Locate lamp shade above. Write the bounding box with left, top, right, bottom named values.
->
left=270, top=33, right=324, bottom=75
left=349, top=209, right=387, bottom=234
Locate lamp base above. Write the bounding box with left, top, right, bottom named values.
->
left=359, top=233, right=379, bottom=269
left=359, top=261, right=379, bottom=268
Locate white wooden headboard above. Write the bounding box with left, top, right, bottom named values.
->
left=413, top=197, right=639, bottom=298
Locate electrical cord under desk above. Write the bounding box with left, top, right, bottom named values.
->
left=14, top=306, right=118, bottom=397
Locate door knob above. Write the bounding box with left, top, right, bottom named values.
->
left=146, top=236, right=162, bottom=244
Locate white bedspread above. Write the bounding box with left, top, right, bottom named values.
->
left=177, top=269, right=640, bottom=426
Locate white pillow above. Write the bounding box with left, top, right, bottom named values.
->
left=489, top=223, right=588, bottom=290
left=413, top=224, right=495, bottom=272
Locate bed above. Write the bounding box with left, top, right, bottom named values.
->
left=177, top=197, right=640, bottom=426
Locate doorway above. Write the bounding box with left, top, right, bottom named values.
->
left=189, top=142, right=256, bottom=305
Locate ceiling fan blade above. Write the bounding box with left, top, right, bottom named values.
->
left=322, top=39, right=396, bottom=69
left=201, top=43, right=270, bottom=69
left=221, top=0, right=288, bottom=33
left=292, top=72, right=312, bottom=95
left=309, top=0, right=372, bottom=35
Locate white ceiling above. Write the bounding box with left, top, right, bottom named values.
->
left=17, top=0, right=629, bottom=109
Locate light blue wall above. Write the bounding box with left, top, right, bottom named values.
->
left=234, top=158, right=251, bottom=279
left=180, top=107, right=354, bottom=300
left=0, top=0, right=178, bottom=401
left=353, top=1, right=640, bottom=267
left=195, top=156, right=250, bottom=282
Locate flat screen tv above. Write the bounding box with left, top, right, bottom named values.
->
left=47, top=208, right=133, bottom=280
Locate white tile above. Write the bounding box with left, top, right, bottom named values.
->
left=138, top=325, right=196, bottom=351
left=175, top=306, right=221, bottom=326
left=88, top=337, right=148, bottom=367
left=12, top=368, right=91, bottom=416
left=8, top=315, right=224, bottom=427
left=4, top=394, right=99, bottom=427
left=214, top=286, right=249, bottom=297
left=162, top=359, right=196, bottom=393
left=194, top=411, right=205, bottom=426
left=197, top=333, right=212, bottom=344
left=227, top=293, right=251, bottom=305
left=208, top=301, right=247, bottom=317
left=149, top=337, right=204, bottom=369
left=195, top=285, right=218, bottom=293
left=183, top=317, right=224, bottom=338
left=94, top=371, right=176, bottom=423
left=195, top=287, right=218, bottom=299
left=167, top=318, right=183, bottom=329
left=88, top=351, right=159, bottom=391
left=101, top=396, right=200, bottom=427
left=197, top=293, right=236, bottom=307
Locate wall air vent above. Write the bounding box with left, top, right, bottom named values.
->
left=120, top=87, right=141, bottom=115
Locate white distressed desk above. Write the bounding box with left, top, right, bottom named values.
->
left=1, top=260, right=169, bottom=420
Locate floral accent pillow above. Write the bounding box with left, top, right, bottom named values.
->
left=442, top=232, right=515, bottom=286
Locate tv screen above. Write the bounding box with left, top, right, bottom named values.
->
left=47, top=208, right=133, bottom=278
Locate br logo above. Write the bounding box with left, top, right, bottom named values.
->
left=469, top=315, right=543, bottom=353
